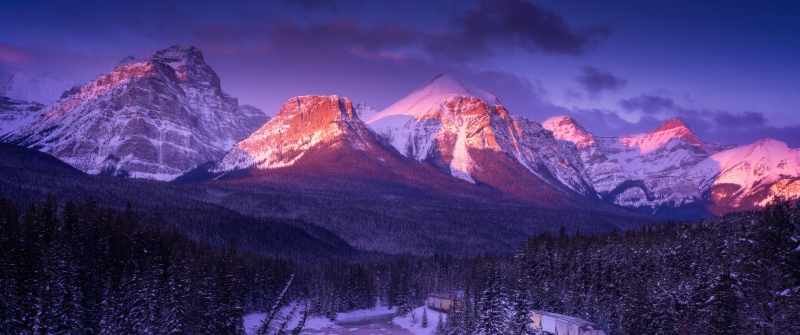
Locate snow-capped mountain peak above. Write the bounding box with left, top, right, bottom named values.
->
left=690, top=138, right=800, bottom=189
left=151, top=45, right=220, bottom=88
left=687, top=138, right=800, bottom=209
left=542, top=116, right=595, bottom=149
left=215, top=95, right=376, bottom=172
left=368, top=74, right=500, bottom=121
left=620, top=118, right=702, bottom=155
left=2, top=46, right=268, bottom=180
left=366, top=75, right=593, bottom=195
left=653, top=118, right=691, bottom=132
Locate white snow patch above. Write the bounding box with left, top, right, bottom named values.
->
left=243, top=306, right=334, bottom=335
left=244, top=305, right=399, bottom=335
left=392, top=306, right=446, bottom=335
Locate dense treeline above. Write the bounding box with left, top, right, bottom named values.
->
left=299, top=200, right=800, bottom=334
left=2, top=195, right=798, bottom=334
left=0, top=159, right=357, bottom=261
left=370, top=200, right=800, bottom=335
left=0, top=197, right=297, bottom=334
left=0, top=152, right=654, bottom=258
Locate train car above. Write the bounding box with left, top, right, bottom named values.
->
left=426, top=291, right=464, bottom=312
left=528, top=310, right=604, bottom=335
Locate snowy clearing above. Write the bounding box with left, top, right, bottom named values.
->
left=392, top=306, right=446, bottom=335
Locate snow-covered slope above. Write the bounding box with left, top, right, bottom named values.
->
left=544, top=116, right=799, bottom=213
left=2, top=46, right=269, bottom=180
left=542, top=116, right=628, bottom=195
left=216, top=95, right=376, bottom=171
left=545, top=116, right=735, bottom=209
left=0, top=96, right=44, bottom=135
left=354, top=102, right=378, bottom=120
left=687, top=138, right=800, bottom=208
left=366, top=74, right=593, bottom=195
left=0, top=69, right=76, bottom=105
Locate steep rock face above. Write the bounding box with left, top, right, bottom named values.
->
left=687, top=138, right=800, bottom=211
left=542, top=116, right=628, bottom=195
left=2, top=46, right=268, bottom=180
left=366, top=74, right=593, bottom=196
left=216, top=95, right=377, bottom=171
left=545, top=117, right=734, bottom=209
left=544, top=116, right=800, bottom=214
left=0, top=97, right=44, bottom=135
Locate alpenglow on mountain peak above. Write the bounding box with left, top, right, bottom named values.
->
left=1, top=45, right=269, bottom=181
left=369, top=74, right=501, bottom=121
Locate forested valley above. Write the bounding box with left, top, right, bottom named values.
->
left=1, top=196, right=798, bottom=334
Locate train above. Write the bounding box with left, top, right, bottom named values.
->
left=425, top=291, right=464, bottom=311
left=528, top=310, right=606, bottom=335
left=426, top=291, right=606, bottom=335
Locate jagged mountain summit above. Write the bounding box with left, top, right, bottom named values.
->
left=0, top=69, right=76, bottom=105
left=543, top=115, right=799, bottom=215
left=365, top=74, right=594, bottom=197
left=687, top=138, right=800, bottom=210
left=216, top=95, right=379, bottom=171
left=2, top=46, right=269, bottom=180
left=211, top=94, right=522, bottom=205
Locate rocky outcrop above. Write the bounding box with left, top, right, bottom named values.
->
left=216, top=95, right=377, bottom=171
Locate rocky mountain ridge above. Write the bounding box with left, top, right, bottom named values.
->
left=1, top=46, right=268, bottom=180
left=543, top=115, right=797, bottom=215
left=1, top=45, right=797, bottom=217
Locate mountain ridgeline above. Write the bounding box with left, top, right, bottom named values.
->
left=0, top=45, right=799, bottom=257
left=1, top=46, right=269, bottom=180
left=1, top=44, right=800, bottom=335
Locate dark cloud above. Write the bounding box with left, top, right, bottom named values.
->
left=260, top=0, right=609, bottom=64
left=560, top=92, right=800, bottom=147
left=575, top=66, right=626, bottom=97
left=564, top=106, right=800, bottom=147
left=425, top=0, right=609, bottom=61
left=713, top=111, right=767, bottom=129
left=619, top=94, right=675, bottom=114
left=619, top=93, right=771, bottom=132
left=267, top=20, right=420, bottom=57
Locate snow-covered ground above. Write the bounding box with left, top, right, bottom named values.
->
left=392, top=306, right=446, bottom=335
left=244, top=304, right=433, bottom=335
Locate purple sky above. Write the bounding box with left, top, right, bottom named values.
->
left=2, top=0, right=799, bottom=146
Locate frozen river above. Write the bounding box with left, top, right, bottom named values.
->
left=300, top=313, right=414, bottom=335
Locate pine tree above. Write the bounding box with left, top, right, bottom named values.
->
left=476, top=269, right=510, bottom=335
left=435, top=311, right=445, bottom=335
left=421, top=307, right=429, bottom=328
left=257, top=274, right=294, bottom=335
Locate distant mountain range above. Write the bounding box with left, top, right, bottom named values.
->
left=1, top=46, right=798, bottom=219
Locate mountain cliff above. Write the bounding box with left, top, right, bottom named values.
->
left=215, top=95, right=379, bottom=171
left=2, top=46, right=268, bottom=180
left=543, top=115, right=799, bottom=215
left=366, top=74, right=594, bottom=197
